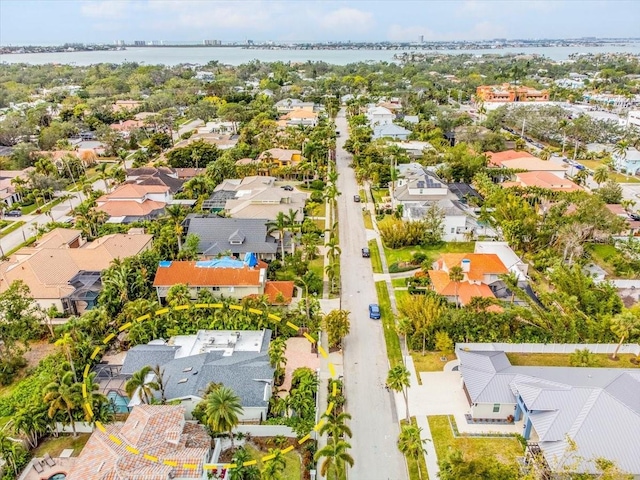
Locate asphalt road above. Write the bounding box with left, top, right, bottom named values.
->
left=0, top=191, right=85, bottom=256
left=335, top=109, right=407, bottom=479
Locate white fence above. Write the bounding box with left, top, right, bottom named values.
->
left=456, top=342, right=640, bottom=356
left=55, top=422, right=95, bottom=434
left=234, top=424, right=308, bottom=438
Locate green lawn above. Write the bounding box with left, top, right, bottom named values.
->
left=577, top=159, right=640, bottom=183
left=428, top=415, right=523, bottom=467
left=370, top=187, right=390, bottom=204
left=32, top=434, right=92, bottom=458
left=368, top=239, right=383, bottom=274
left=401, top=417, right=429, bottom=480
left=392, top=278, right=407, bottom=288
left=375, top=281, right=402, bottom=367
left=0, top=220, right=25, bottom=239
left=384, top=242, right=475, bottom=266
left=394, top=289, right=409, bottom=305
left=412, top=352, right=456, bottom=373
left=507, top=352, right=639, bottom=369
left=587, top=243, right=639, bottom=278
left=308, top=257, right=324, bottom=280
left=363, top=210, right=374, bottom=229
left=244, top=443, right=302, bottom=480
left=309, top=202, right=326, bottom=217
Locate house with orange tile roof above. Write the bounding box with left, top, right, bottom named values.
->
left=502, top=171, right=582, bottom=192
left=153, top=256, right=294, bottom=305
left=96, top=183, right=171, bottom=223
left=428, top=253, right=508, bottom=308
left=65, top=405, right=212, bottom=480
left=278, top=109, right=319, bottom=127
left=0, top=228, right=152, bottom=314
left=486, top=150, right=567, bottom=178
left=109, top=119, right=145, bottom=137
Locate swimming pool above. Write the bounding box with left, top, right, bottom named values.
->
left=107, top=391, right=131, bottom=413
left=48, top=474, right=66, bottom=480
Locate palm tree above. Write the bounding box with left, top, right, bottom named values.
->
left=268, top=337, right=287, bottom=371
left=314, top=439, right=354, bottom=479
left=150, top=364, right=167, bottom=403
left=613, top=139, right=630, bottom=167
left=229, top=447, right=260, bottom=480
left=319, top=411, right=352, bottom=441
left=205, top=386, right=244, bottom=448
left=0, top=428, right=25, bottom=476
left=285, top=208, right=299, bottom=254
left=325, top=237, right=341, bottom=262
left=260, top=448, right=286, bottom=480
left=268, top=211, right=289, bottom=259
left=125, top=365, right=159, bottom=404
left=398, top=423, right=429, bottom=480
left=96, top=162, right=111, bottom=192
left=499, top=271, right=520, bottom=304
left=387, top=364, right=411, bottom=420
left=83, top=372, right=110, bottom=422
left=448, top=265, right=464, bottom=308
left=164, top=204, right=186, bottom=250
left=573, top=168, right=588, bottom=186
left=593, top=166, right=609, bottom=186
left=44, top=371, right=82, bottom=437
left=12, top=403, right=50, bottom=449
left=610, top=311, right=640, bottom=360
left=55, top=332, right=78, bottom=378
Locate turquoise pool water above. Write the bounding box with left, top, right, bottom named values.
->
left=107, top=391, right=130, bottom=413
left=48, top=474, right=66, bottom=480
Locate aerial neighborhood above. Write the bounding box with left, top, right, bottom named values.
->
left=1, top=41, right=640, bottom=480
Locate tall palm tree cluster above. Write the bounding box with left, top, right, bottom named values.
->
left=314, top=380, right=354, bottom=479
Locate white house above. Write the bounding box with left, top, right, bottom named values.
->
left=366, top=105, right=394, bottom=127
left=474, top=241, right=528, bottom=283
left=405, top=198, right=470, bottom=241
left=628, top=110, right=640, bottom=131
left=122, top=329, right=274, bottom=423
left=614, top=147, right=640, bottom=174
left=458, top=347, right=640, bottom=479
left=393, top=163, right=450, bottom=212
left=372, top=123, right=411, bottom=140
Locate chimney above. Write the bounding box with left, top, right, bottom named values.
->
left=461, top=258, right=471, bottom=273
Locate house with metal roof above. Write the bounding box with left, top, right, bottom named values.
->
left=392, top=163, right=452, bottom=210
left=182, top=215, right=278, bottom=260
left=121, top=330, right=275, bottom=422
left=372, top=123, right=411, bottom=140
left=458, top=348, right=640, bottom=478
left=404, top=198, right=471, bottom=241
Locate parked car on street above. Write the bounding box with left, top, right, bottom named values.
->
left=5, top=210, right=22, bottom=217
left=362, top=247, right=370, bottom=258
left=353, top=195, right=361, bottom=202
left=369, top=303, right=381, bottom=320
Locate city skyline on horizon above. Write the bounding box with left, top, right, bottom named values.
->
left=1, top=0, right=639, bottom=46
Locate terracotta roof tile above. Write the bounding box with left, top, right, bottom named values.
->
left=486, top=150, right=536, bottom=167
left=507, top=171, right=582, bottom=192
left=438, top=253, right=508, bottom=281
left=96, top=200, right=166, bottom=217
left=153, top=261, right=264, bottom=287
left=263, top=281, right=295, bottom=304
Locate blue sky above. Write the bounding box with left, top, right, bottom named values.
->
left=1, top=0, right=639, bottom=45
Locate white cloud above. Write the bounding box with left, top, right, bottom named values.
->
left=81, top=0, right=132, bottom=19
left=319, top=7, right=375, bottom=33
left=458, top=0, right=555, bottom=17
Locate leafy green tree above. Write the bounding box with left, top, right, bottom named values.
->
left=323, top=309, right=350, bottom=349
left=205, top=385, right=243, bottom=448
left=435, top=331, right=454, bottom=356
left=596, top=180, right=623, bottom=204
left=0, top=280, right=42, bottom=358
left=387, top=364, right=411, bottom=420
left=398, top=294, right=444, bottom=355
left=229, top=446, right=260, bottom=480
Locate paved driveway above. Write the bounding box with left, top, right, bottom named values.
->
left=336, top=109, right=407, bottom=479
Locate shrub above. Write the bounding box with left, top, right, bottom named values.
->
left=180, top=130, right=194, bottom=140
left=310, top=180, right=325, bottom=190
left=309, top=191, right=324, bottom=203
left=0, top=355, right=27, bottom=385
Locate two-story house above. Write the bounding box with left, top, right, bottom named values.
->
left=366, top=106, right=394, bottom=127
left=96, top=184, right=172, bottom=223
left=428, top=253, right=508, bottom=307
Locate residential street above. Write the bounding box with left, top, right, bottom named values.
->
left=0, top=191, right=84, bottom=256
left=335, top=109, right=407, bottom=479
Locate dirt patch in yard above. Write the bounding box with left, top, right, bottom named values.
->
left=23, top=339, right=57, bottom=368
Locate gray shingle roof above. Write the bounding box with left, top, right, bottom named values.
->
left=121, top=344, right=180, bottom=375
left=183, top=216, right=278, bottom=256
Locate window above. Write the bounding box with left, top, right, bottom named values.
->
left=450, top=228, right=455, bottom=233
left=493, top=404, right=500, bottom=413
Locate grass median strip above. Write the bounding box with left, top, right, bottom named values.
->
left=375, top=281, right=402, bottom=367
left=0, top=220, right=25, bottom=238
left=368, top=239, right=383, bottom=273
left=400, top=416, right=429, bottom=480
